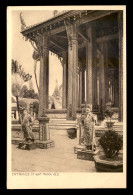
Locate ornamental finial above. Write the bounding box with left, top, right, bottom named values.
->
left=20, top=12, right=26, bottom=31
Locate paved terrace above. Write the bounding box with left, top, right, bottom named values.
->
left=12, top=119, right=123, bottom=172
left=12, top=130, right=97, bottom=172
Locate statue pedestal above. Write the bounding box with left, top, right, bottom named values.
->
left=74, top=144, right=99, bottom=161
left=18, top=142, right=36, bottom=150
left=74, top=144, right=85, bottom=154
left=37, top=116, right=54, bottom=149
left=77, top=149, right=99, bottom=161
left=12, top=138, right=24, bottom=145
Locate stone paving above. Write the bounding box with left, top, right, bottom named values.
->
left=12, top=130, right=96, bottom=172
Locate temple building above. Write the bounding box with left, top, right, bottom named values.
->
left=20, top=10, right=123, bottom=121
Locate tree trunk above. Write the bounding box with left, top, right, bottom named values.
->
left=34, top=60, right=39, bottom=93
left=16, top=96, right=21, bottom=123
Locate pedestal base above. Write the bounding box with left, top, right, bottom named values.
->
left=18, top=142, right=36, bottom=150
left=77, top=149, right=99, bottom=161
left=12, top=138, right=24, bottom=145
left=35, top=140, right=54, bottom=149
left=74, top=144, right=86, bottom=154
left=93, top=155, right=123, bottom=172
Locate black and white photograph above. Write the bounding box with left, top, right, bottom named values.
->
left=7, top=6, right=126, bottom=189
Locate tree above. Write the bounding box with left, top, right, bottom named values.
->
left=18, top=100, right=27, bottom=109
left=11, top=59, right=32, bottom=123
left=29, top=80, right=33, bottom=90
left=32, top=50, right=40, bottom=93
left=33, top=101, right=39, bottom=116
left=20, top=85, right=28, bottom=98
left=20, top=86, right=39, bottom=99
left=33, top=92, right=39, bottom=100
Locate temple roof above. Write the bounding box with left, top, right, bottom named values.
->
left=21, top=10, right=70, bottom=32
left=21, top=10, right=85, bottom=34
left=20, top=10, right=120, bottom=57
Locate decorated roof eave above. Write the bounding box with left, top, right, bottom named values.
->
left=21, top=10, right=119, bottom=39
left=20, top=10, right=94, bottom=36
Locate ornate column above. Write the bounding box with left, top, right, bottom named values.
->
left=38, top=35, right=49, bottom=117
left=76, top=63, right=79, bottom=108
left=36, top=34, right=54, bottom=149
left=46, top=54, right=49, bottom=109
left=86, top=26, right=93, bottom=107
left=104, top=43, right=109, bottom=104
left=66, top=52, right=68, bottom=108
left=118, top=11, right=123, bottom=121
left=79, top=63, right=82, bottom=108
left=92, top=28, right=97, bottom=106
left=82, top=68, right=85, bottom=104
left=65, top=21, right=78, bottom=120
left=99, top=42, right=105, bottom=106
left=62, top=51, right=67, bottom=109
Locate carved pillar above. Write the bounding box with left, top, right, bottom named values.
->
left=104, top=43, right=109, bottom=104
left=118, top=11, right=123, bottom=121
left=38, top=35, right=49, bottom=117
left=99, top=42, right=105, bottom=106
left=46, top=54, right=49, bottom=109
left=92, top=28, right=97, bottom=106
left=65, top=21, right=78, bottom=120
left=66, top=52, right=68, bottom=108
left=62, top=51, right=67, bottom=109
left=86, top=26, right=93, bottom=107
left=82, top=68, right=85, bottom=104
left=76, top=64, right=79, bottom=108
left=79, top=65, right=82, bottom=108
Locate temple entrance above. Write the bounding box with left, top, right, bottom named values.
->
left=20, top=10, right=123, bottom=122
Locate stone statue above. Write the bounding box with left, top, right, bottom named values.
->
left=83, top=105, right=96, bottom=150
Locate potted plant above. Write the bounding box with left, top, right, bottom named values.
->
left=93, top=130, right=123, bottom=172
left=104, top=109, right=115, bottom=128
left=99, top=130, right=123, bottom=158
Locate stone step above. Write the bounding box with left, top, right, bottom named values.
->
left=35, top=120, right=77, bottom=124
left=48, top=126, right=76, bottom=130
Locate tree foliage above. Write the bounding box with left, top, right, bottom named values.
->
left=12, top=83, right=21, bottom=97
left=18, top=99, right=27, bottom=109
left=99, top=130, right=123, bottom=158
left=33, top=101, right=39, bottom=115
left=20, top=85, right=39, bottom=99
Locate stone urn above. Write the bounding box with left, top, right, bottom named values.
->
left=93, top=153, right=123, bottom=172
left=67, top=128, right=77, bottom=139
left=94, top=130, right=123, bottom=172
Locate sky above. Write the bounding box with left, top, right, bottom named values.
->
left=11, top=10, right=63, bottom=95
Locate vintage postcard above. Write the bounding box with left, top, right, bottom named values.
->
left=7, top=5, right=126, bottom=189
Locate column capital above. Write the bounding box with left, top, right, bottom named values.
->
left=64, top=20, right=78, bottom=49
left=34, top=34, right=49, bottom=56
left=61, top=50, right=67, bottom=57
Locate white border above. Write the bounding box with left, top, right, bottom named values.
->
left=7, top=5, right=126, bottom=189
